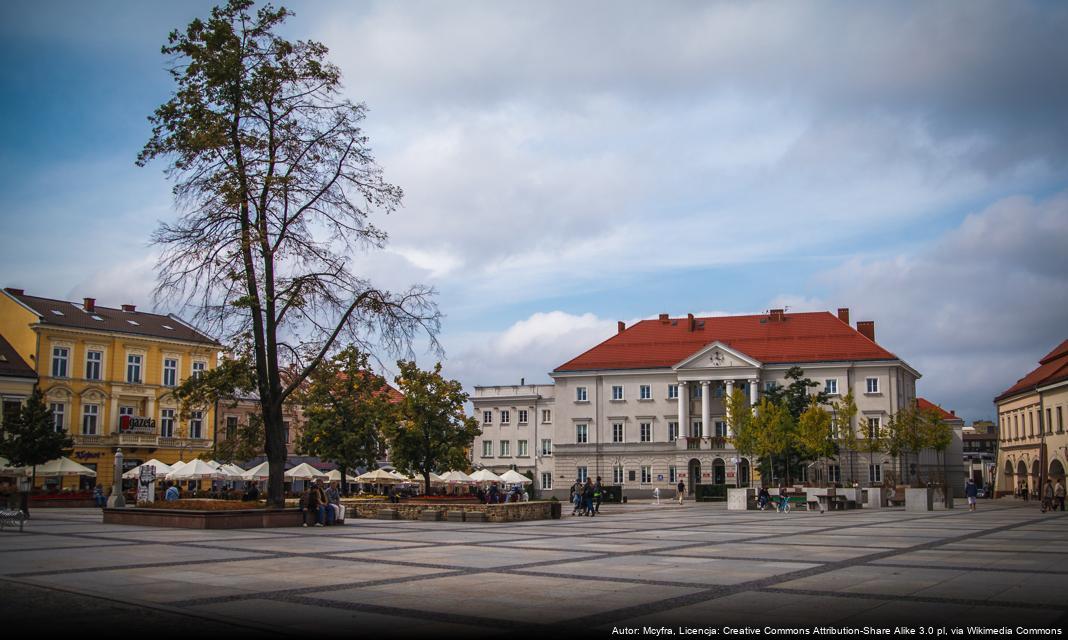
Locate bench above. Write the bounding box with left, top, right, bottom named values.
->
left=888, top=487, right=906, bottom=507
left=0, top=509, right=26, bottom=533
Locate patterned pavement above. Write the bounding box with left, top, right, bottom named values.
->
left=1, top=500, right=1066, bottom=636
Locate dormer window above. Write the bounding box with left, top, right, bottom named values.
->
left=50, top=309, right=64, bottom=316
left=91, top=315, right=104, bottom=321
left=127, top=320, right=140, bottom=326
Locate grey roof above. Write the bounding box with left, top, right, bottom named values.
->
left=4, top=290, right=220, bottom=346
left=0, top=334, right=37, bottom=379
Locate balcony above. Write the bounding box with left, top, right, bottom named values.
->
left=159, top=437, right=213, bottom=450
left=72, top=434, right=115, bottom=447
left=117, top=433, right=160, bottom=448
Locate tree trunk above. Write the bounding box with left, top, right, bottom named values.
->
left=340, top=464, right=348, bottom=497
left=262, top=400, right=286, bottom=508
left=423, top=470, right=430, bottom=496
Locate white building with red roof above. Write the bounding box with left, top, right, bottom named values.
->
left=474, top=307, right=957, bottom=500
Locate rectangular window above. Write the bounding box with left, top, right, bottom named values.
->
left=668, top=384, right=679, bottom=400
left=517, top=440, right=528, bottom=457
left=693, top=384, right=702, bottom=398
left=641, top=466, right=651, bottom=484
left=576, top=424, right=588, bottom=444
left=541, top=472, right=552, bottom=490
left=1046, top=409, right=1053, bottom=434
left=640, top=422, right=652, bottom=442
left=500, top=410, right=510, bottom=424
left=639, top=385, right=651, bottom=400
left=85, top=350, right=102, bottom=381
left=613, top=465, right=624, bottom=484
left=500, top=440, right=510, bottom=457
left=518, top=409, right=528, bottom=424
left=668, top=421, right=678, bottom=442
left=482, top=440, right=493, bottom=457
left=829, top=464, right=841, bottom=483
left=283, top=420, right=290, bottom=444
left=865, top=377, right=879, bottom=394
left=692, top=421, right=702, bottom=438
left=541, top=438, right=553, bottom=456
left=542, top=409, right=552, bottom=423
left=163, top=358, right=178, bottom=387
left=867, top=416, right=881, bottom=439
left=483, top=410, right=492, bottom=424
left=669, top=465, right=677, bottom=484
left=189, top=411, right=203, bottom=439
left=225, top=416, right=238, bottom=440
left=869, top=464, right=882, bottom=483
left=119, top=406, right=134, bottom=429
left=764, top=381, right=776, bottom=393
left=577, top=466, right=588, bottom=483
left=715, top=420, right=727, bottom=438
left=576, top=387, right=588, bottom=402
left=612, top=423, right=624, bottom=443
left=825, top=379, right=838, bottom=395
left=192, top=361, right=206, bottom=379
left=160, top=409, right=175, bottom=437
left=126, top=354, right=142, bottom=383
left=1058, top=407, right=1064, bottom=433
left=52, top=346, right=69, bottom=378
left=612, top=385, right=624, bottom=400
left=81, top=404, right=98, bottom=435
left=50, top=403, right=65, bottom=433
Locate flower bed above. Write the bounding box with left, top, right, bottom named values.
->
left=104, top=504, right=301, bottom=529
left=140, top=499, right=265, bottom=511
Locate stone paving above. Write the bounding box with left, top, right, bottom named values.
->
left=1, top=500, right=1066, bottom=636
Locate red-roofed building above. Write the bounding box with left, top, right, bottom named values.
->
left=473, top=308, right=939, bottom=500
left=993, top=338, right=1068, bottom=498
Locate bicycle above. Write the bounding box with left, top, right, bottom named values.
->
left=777, top=495, right=791, bottom=513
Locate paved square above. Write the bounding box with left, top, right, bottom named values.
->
left=2, top=501, right=1066, bottom=636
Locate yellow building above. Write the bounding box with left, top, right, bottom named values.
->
left=0, top=334, right=38, bottom=427
left=0, top=288, right=220, bottom=490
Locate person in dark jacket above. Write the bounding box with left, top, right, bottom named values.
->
left=965, top=478, right=978, bottom=512
left=583, top=479, right=596, bottom=516
left=594, top=476, right=604, bottom=513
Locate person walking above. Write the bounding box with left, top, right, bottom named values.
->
left=593, top=476, right=603, bottom=514
left=1055, top=478, right=1066, bottom=512
left=583, top=478, right=596, bottom=516
left=164, top=481, right=180, bottom=502
left=653, top=486, right=660, bottom=505
left=93, top=484, right=106, bottom=508
left=677, top=480, right=685, bottom=505
left=1041, top=480, right=1054, bottom=513
left=965, top=478, right=978, bottom=512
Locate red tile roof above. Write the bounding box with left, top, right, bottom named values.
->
left=0, top=334, right=36, bottom=380
left=917, top=397, right=959, bottom=422
left=554, top=311, right=899, bottom=372
left=996, top=338, right=1068, bottom=402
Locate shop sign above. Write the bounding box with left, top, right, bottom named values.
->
left=120, top=415, right=157, bottom=434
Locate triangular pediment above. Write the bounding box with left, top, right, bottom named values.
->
left=673, top=341, right=762, bottom=371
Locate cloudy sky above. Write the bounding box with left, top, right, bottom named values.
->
left=2, top=1, right=1066, bottom=422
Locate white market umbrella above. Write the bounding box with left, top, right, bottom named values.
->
left=326, top=469, right=359, bottom=482
left=284, top=462, right=328, bottom=480
left=469, top=469, right=502, bottom=483
left=123, top=459, right=173, bottom=479
left=220, top=463, right=247, bottom=479
left=241, top=461, right=271, bottom=480
left=0, top=457, right=28, bottom=477
left=168, top=459, right=225, bottom=480
left=440, top=470, right=474, bottom=484
left=499, top=469, right=532, bottom=485
left=168, top=460, right=188, bottom=474
left=355, top=468, right=401, bottom=484
left=35, top=457, right=97, bottom=478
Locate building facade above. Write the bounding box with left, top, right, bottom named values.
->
left=471, top=383, right=555, bottom=493
left=473, top=308, right=957, bottom=500
left=962, top=419, right=998, bottom=488
left=0, top=288, right=220, bottom=489
left=994, top=338, right=1068, bottom=497
left=0, top=334, right=37, bottom=429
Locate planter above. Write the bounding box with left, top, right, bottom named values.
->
left=905, top=487, right=935, bottom=512
left=550, top=501, right=562, bottom=519
left=727, top=488, right=754, bottom=511
left=103, top=507, right=303, bottom=529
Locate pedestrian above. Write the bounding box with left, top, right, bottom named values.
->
left=594, top=476, right=603, bottom=513
left=93, top=484, right=106, bottom=508
left=1041, top=480, right=1054, bottom=513
left=653, top=486, right=660, bottom=505
left=1054, top=478, right=1066, bottom=511
left=583, top=478, right=596, bottom=516
left=677, top=480, right=685, bottom=505
left=311, top=481, right=327, bottom=526
left=571, top=480, right=583, bottom=515
left=325, top=481, right=342, bottom=524
left=164, top=481, right=180, bottom=502
left=965, top=478, right=978, bottom=512
left=757, top=486, right=770, bottom=511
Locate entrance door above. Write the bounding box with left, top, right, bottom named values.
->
left=688, top=459, right=701, bottom=495
left=713, top=459, right=726, bottom=485
left=739, top=459, right=750, bottom=487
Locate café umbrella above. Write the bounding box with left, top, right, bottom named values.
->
left=284, top=462, right=328, bottom=480
left=0, top=457, right=28, bottom=477
left=241, top=461, right=271, bottom=480
left=440, top=470, right=474, bottom=484
left=499, top=469, right=532, bottom=485
left=122, top=459, right=172, bottom=479
left=469, top=469, right=502, bottom=483
left=35, top=457, right=98, bottom=478
left=167, top=459, right=225, bottom=480
left=355, top=468, right=401, bottom=484
left=326, top=469, right=359, bottom=482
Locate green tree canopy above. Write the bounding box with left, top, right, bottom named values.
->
left=0, top=389, right=72, bottom=470
left=386, top=361, right=481, bottom=495
left=174, top=348, right=261, bottom=464
left=297, top=347, right=400, bottom=493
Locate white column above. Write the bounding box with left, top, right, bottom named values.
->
left=724, top=379, right=734, bottom=437
left=678, top=381, right=689, bottom=440
left=749, top=379, right=758, bottom=406
left=701, top=381, right=711, bottom=438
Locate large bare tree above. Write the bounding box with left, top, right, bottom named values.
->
left=138, top=0, right=440, bottom=507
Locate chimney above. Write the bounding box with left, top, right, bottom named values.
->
left=837, top=307, right=850, bottom=325
left=4, top=287, right=24, bottom=296
left=687, top=313, right=695, bottom=332
left=83, top=298, right=96, bottom=312
left=857, top=320, right=875, bottom=341
left=769, top=308, right=784, bottom=322
left=520, top=377, right=525, bottom=386
left=658, top=313, right=669, bottom=324
left=617, top=321, right=626, bottom=334
left=121, top=304, right=136, bottom=313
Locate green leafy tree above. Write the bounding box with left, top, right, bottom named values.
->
left=0, top=389, right=72, bottom=515
left=750, top=397, right=796, bottom=485
left=797, top=403, right=836, bottom=485
left=174, top=349, right=260, bottom=463
left=831, top=390, right=859, bottom=485
left=386, top=361, right=481, bottom=495
left=138, top=0, right=440, bottom=507
left=762, top=366, right=829, bottom=483
left=297, top=347, right=400, bottom=495
left=919, top=405, right=954, bottom=498
left=725, top=389, right=757, bottom=457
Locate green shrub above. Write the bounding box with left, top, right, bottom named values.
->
left=695, top=484, right=728, bottom=502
